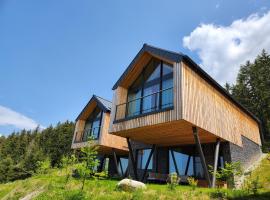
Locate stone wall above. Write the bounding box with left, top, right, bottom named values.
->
left=228, top=135, right=262, bottom=170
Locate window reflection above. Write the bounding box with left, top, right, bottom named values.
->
left=137, top=149, right=153, bottom=170
left=126, top=58, right=173, bottom=118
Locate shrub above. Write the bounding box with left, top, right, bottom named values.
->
left=209, top=161, right=243, bottom=186
left=36, top=158, right=51, bottom=174
left=187, top=177, right=198, bottom=190
left=61, top=154, right=77, bottom=185
left=243, top=175, right=262, bottom=195
left=210, top=189, right=227, bottom=199
left=167, top=172, right=180, bottom=190
left=74, top=140, right=99, bottom=191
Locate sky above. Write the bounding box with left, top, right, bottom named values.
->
left=1, top=0, right=270, bottom=136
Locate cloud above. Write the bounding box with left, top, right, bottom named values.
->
left=183, top=11, right=270, bottom=85
left=0, top=105, right=45, bottom=131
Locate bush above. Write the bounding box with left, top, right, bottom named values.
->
left=36, top=158, right=51, bottom=174
left=187, top=177, right=198, bottom=190
left=210, top=189, right=227, bottom=199
left=209, top=161, right=243, bottom=187
left=243, top=175, right=262, bottom=195
left=167, top=172, right=180, bottom=190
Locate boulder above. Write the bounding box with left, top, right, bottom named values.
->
left=117, top=178, right=146, bottom=191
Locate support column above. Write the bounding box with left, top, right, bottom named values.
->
left=192, top=126, right=211, bottom=187
left=185, top=155, right=191, bottom=175
left=141, top=144, right=156, bottom=182
left=127, top=138, right=138, bottom=180
left=212, top=138, right=221, bottom=188
left=170, top=149, right=180, bottom=175
left=112, top=149, right=121, bottom=177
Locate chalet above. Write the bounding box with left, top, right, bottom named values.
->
left=109, top=44, right=262, bottom=187
left=71, top=95, right=129, bottom=177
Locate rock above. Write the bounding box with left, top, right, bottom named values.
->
left=117, top=179, right=146, bottom=191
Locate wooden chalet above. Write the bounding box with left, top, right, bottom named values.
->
left=109, top=44, right=262, bottom=187
left=71, top=95, right=129, bottom=177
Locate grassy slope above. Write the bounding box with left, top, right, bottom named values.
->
left=0, top=154, right=269, bottom=200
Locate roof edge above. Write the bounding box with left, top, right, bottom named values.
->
left=75, top=95, right=111, bottom=121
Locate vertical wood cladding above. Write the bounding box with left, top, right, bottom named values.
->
left=181, top=61, right=261, bottom=146
left=71, top=111, right=128, bottom=152
left=109, top=62, right=181, bottom=133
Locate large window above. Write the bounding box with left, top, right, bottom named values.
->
left=83, top=107, right=102, bottom=141
left=126, top=58, right=173, bottom=118
left=137, top=149, right=153, bottom=170
left=169, top=149, right=224, bottom=179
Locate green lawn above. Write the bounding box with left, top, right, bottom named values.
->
left=0, top=154, right=269, bottom=200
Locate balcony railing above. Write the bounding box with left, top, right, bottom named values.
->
left=115, top=87, right=173, bottom=121
left=74, top=127, right=101, bottom=143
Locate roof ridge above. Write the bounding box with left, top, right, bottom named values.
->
left=94, top=95, right=112, bottom=103
left=144, top=43, right=184, bottom=56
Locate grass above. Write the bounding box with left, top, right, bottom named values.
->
left=0, top=154, right=269, bottom=200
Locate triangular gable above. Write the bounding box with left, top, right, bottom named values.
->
left=76, top=95, right=111, bottom=121
left=112, top=44, right=183, bottom=90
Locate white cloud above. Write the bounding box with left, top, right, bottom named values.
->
left=0, top=105, right=45, bottom=131
left=183, top=11, right=270, bottom=85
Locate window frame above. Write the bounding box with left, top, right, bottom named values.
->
left=83, top=107, right=103, bottom=141
left=124, top=58, right=174, bottom=120
left=136, top=148, right=153, bottom=170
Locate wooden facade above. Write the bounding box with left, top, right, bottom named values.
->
left=109, top=46, right=261, bottom=147
left=71, top=96, right=128, bottom=155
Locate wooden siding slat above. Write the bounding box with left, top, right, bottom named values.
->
left=181, top=62, right=261, bottom=146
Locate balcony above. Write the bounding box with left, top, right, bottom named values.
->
left=74, top=127, right=101, bottom=143
left=114, top=87, right=173, bottom=122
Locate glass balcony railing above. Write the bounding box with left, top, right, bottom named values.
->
left=74, top=127, right=100, bottom=143
left=115, top=87, right=173, bottom=121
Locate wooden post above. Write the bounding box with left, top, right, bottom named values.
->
left=192, top=126, right=211, bottom=187
left=127, top=138, right=138, bottom=180
left=212, top=138, right=220, bottom=188
left=113, top=149, right=121, bottom=177
left=185, top=155, right=191, bottom=175
left=141, top=145, right=156, bottom=182
left=170, top=149, right=180, bottom=175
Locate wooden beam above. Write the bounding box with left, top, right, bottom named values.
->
left=112, top=149, right=121, bottom=177
left=212, top=138, right=220, bottom=188
left=170, top=149, right=180, bottom=175
left=126, top=138, right=138, bottom=180
left=141, top=144, right=156, bottom=182
left=185, top=155, right=191, bottom=175
left=192, top=126, right=211, bottom=187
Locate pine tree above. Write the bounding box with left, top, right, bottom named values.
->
left=230, top=50, right=270, bottom=142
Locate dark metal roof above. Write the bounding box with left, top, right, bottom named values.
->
left=112, top=44, right=261, bottom=125
left=75, top=95, right=112, bottom=121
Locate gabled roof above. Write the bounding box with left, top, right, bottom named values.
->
left=76, top=95, right=112, bottom=121
left=112, top=44, right=183, bottom=90
left=112, top=43, right=261, bottom=125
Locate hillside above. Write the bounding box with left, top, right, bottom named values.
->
left=0, top=154, right=269, bottom=200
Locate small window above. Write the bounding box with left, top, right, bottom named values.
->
left=137, top=149, right=153, bottom=170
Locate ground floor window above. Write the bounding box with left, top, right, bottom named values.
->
left=137, top=149, right=153, bottom=170
left=169, top=148, right=224, bottom=179
left=118, top=157, right=128, bottom=175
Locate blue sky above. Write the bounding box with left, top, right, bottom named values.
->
left=1, top=0, right=270, bottom=136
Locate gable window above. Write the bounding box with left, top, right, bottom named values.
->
left=126, top=58, right=173, bottom=118
left=82, top=107, right=102, bottom=141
